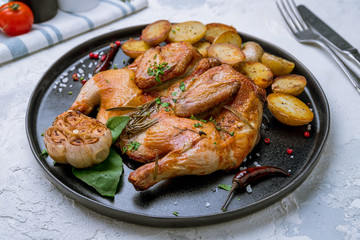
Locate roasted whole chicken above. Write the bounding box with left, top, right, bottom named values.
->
left=54, top=41, right=266, bottom=191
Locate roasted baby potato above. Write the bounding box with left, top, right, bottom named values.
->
left=212, top=31, right=242, bottom=48
left=271, top=74, right=307, bottom=96
left=141, top=20, right=171, bottom=46
left=121, top=38, right=151, bottom=59
left=204, top=23, right=237, bottom=43
left=236, top=61, right=273, bottom=88
left=261, top=52, right=295, bottom=76
left=267, top=93, right=313, bottom=126
left=207, top=43, right=245, bottom=66
left=167, top=21, right=206, bottom=44
left=193, top=41, right=211, bottom=57
left=241, top=41, right=264, bottom=62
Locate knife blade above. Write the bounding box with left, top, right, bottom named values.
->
left=297, top=5, right=360, bottom=65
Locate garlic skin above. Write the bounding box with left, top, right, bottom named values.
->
left=44, top=110, right=112, bottom=168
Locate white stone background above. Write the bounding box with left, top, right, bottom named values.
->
left=1, top=0, right=360, bottom=239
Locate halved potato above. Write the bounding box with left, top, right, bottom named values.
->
left=267, top=93, right=313, bottom=126
left=212, top=31, right=242, bottom=48
left=204, top=23, right=237, bottom=43
left=261, top=52, right=295, bottom=76
left=121, top=38, right=151, bottom=59
left=272, top=74, right=307, bottom=96
left=141, top=20, right=171, bottom=46
left=241, top=41, right=264, bottom=62
left=207, top=43, right=245, bottom=66
left=167, top=21, right=206, bottom=44
left=193, top=41, right=211, bottom=57
left=237, top=61, right=273, bottom=88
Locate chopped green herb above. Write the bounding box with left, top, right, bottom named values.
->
left=214, top=142, right=217, bottom=145
left=80, top=76, right=84, bottom=80
left=209, top=116, right=214, bottom=122
left=123, top=141, right=141, bottom=153
left=200, top=119, right=207, bottom=123
left=179, top=82, right=186, bottom=91
left=237, top=198, right=241, bottom=201
left=215, top=126, right=221, bottom=131
left=190, top=114, right=197, bottom=120
left=175, top=26, right=180, bottom=31
left=192, top=78, right=195, bottom=81
left=153, top=54, right=157, bottom=59
left=147, top=62, right=170, bottom=83
left=165, top=108, right=170, bottom=112
left=194, top=122, right=203, bottom=128
left=173, top=211, right=179, bottom=216
left=155, top=97, right=161, bottom=104
left=113, top=64, right=118, bottom=69
left=105, top=79, right=110, bottom=83
left=161, top=102, right=170, bottom=108
left=222, top=209, right=227, bottom=212
left=41, top=133, right=44, bottom=136
left=69, top=91, right=72, bottom=95
left=172, top=98, right=177, bottom=103
left=123, top=59, right=126, bottom=64
left=41, top=149, right=48, bottom=157
left=218, top=184, right=232, bottom=191
left=199, top=130, right=206, bottom=136
left=230, top=131, right=235, bottom=136
left=171, top=92, right=177, bottom=96
left=172, top=30, right=176, bottom=33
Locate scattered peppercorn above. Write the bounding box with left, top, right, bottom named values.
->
left=264, top=138, right=270, bottom=144
left=115, top=40, right=121, bottom=46
left=89, top=52, right=94, bottom=58
left=287, top=148, right=293, bottom=155
left=101, top=55, right=106, bottom=61
left=304, top=131, right=310, bottom=138
left=93, top=53, right=99, bottom=59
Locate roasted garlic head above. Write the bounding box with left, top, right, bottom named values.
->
left=44, top=110, right=112, bottom=168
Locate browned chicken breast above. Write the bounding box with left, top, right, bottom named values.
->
left=127, top=42, right=202, bottom=89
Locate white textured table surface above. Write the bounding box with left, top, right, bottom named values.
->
left=1, top=0, right=360, bottom=239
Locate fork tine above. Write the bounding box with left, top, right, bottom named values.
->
left=276, top=0, right=298, bottom=36
left=287, top=0, right=310, bottom=31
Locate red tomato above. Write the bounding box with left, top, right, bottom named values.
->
left=0, top=2, right=34, bottom=36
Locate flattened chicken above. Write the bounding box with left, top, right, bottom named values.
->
left=122, top=65, right=266, bottom=190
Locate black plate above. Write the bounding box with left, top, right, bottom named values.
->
left=26, top=24, right=330, bottom=227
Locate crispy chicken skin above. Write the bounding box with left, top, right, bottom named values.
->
left=127, top=42, right=202, bottom=89
left=125, top=66, right=266, bottom=190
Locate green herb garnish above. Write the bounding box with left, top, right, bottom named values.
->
left=123, top=141, right=141, bottom=153
left=165, top=108, right=170, bottom=112
left=171, top=92, right=177, bottom=96
left=155, top=97, right=161, bottom=104
left=147, top=62, right=170, bottom=83
left=218, top=184, right=232, bottom=191
left=106, top=116, right=130, bottom=142
left=194, top=122, right=203, bottom=128
left=172, top=98, right=177, bottom=103
left=41, top=149, right=48, bottom=157
left=179, top=82, right=186, bottom=91
left=230, top=131, right=235, bottom=136
left=72, top=148, right=123, bottom=197
left=161, top=102, right=170, bottom=108
left=173, top=211, right=179, bottom=216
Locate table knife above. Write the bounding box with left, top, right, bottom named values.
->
left=297, top=5, right=360, bottom=67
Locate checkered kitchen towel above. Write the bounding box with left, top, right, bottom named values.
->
left=0, top=0, right=148, bottom=65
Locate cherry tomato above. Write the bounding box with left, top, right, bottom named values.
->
left=0, top=2, right=34, bottom=36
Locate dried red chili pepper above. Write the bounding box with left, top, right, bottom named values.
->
left=221, top=166, right=290, bottom=210
left=93, top=42, right=120, bottom=74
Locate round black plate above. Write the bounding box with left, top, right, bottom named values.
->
left=26, top=24, right=330, bottom=227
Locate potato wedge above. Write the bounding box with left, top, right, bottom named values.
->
left=193, top=41, right=211, bottom=57
left=167, top=21, right=206, bottom=44
left=241, top=41, right=264, bottom=62
left=236, top=61, right=273, bottom=88
left=261, top=52, right=295, bottom=76
left=121, top=38, right=151, bottom=59
left=267, top=93, right=313, bottom=126
left=272, top=74, right=307, bottom=96
left=207, top=43, right=245, bottom=66
left=212, top=31, right=242, bottom=48
left=141, top=20, right=171, bottom=46
left=204, top=23, right=237, bottom=43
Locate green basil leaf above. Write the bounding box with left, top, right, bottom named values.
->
left=72, top=148, right=123, bottom=197
left=106, top=116, right=130, bottom=142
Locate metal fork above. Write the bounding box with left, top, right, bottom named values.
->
left=276, top=0, right=360, bottom=94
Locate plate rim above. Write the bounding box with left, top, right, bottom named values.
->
left=25, top=24, right=330, bottom=227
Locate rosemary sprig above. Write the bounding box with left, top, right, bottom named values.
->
left=223, top=105, right=254, bottom=129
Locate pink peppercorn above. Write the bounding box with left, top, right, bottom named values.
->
left=304, top=131, right=310, bottom=138
left=287, top=148, right=293, bottom=155
left=115, top=40, right=121, bottom=46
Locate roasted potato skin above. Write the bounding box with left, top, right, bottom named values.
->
left=261, top=52, right=295, bottom=76
left=121, top=38, right=151, bottom=59
left=167, top=21, right=206, bottom=44
left=236, top=61, right=273, bottom=89
left=141, top=20, right=171, bottom=46
left=267, top=93, right=313, bottom=126
left=212, top=31, right=242, bottom=48
left=193, top=41, right=211, bottom=57
left=242, top=41, right=264, bottom=62
left=271, top=74, right=307, bottom=96
left=204, top=23, right=237, bottom=43
left=207, top=43, right=245, bottom=66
